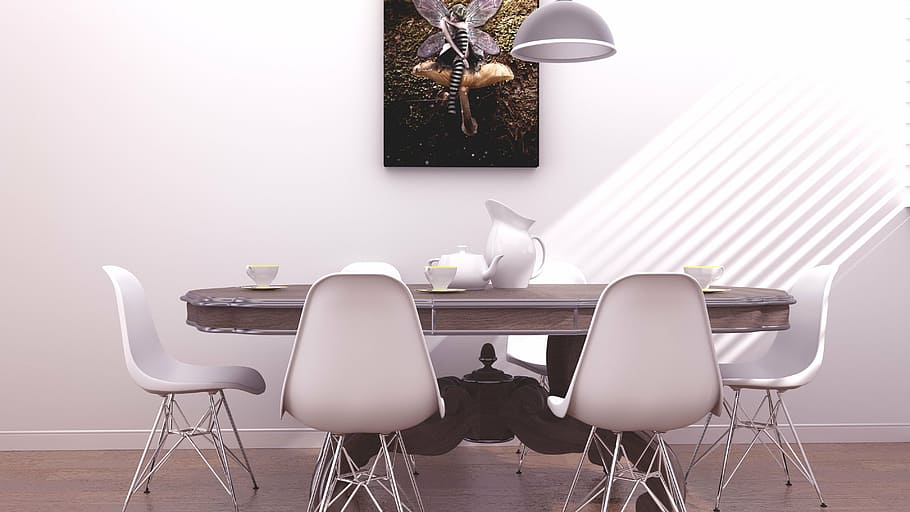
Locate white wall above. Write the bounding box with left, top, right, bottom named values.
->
left=1, top=0, right=906, bottom=449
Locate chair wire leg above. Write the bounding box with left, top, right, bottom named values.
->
left=767, top=390, right=791, bottom=486
left=143, top=394, right=174, bottom=494
left=317, top=434, right=343, bottom=512
left=380, top=434, right=405, bottom=512
left=398, top=433, right=425, bottom=512
left=685, top=413, right=712, bottom=482
left=516, top=443, right=529, bottom=474
left=714, top=389, right=741, bottom=512
left=219, top=390, right=259, bottom=490
left=658, top=434, right=687, bottom=512
left=563, top=426, right=597, bottom=512
left=307, top=434, right=332, bottom=512
left=209, top=393, right=239, bottom=512
left=777, top=392, right=827, bottom=508
left=600, top=432, right=622, bottom=512
left=122, top=396, right=168, bottom=512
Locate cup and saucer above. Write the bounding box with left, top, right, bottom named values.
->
left=683, top=265, right=730, bottom=293
left=416, top=265, right=466, bottom=293
left=241, top=264, right=287, bottom=290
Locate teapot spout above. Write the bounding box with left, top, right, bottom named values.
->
left=483, top=254, right=504, bottom=281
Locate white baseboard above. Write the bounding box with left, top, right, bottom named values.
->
left=0, top=428, right=328, bottom=451
left=2, top=424, right=908, bottom=451
left=664, top=422, right=910, bottom=444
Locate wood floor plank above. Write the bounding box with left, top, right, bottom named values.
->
left=0, top=444, right=908, bottom=511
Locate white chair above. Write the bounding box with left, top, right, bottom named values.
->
left=549, top=273, right=723, bottom=512
left=506, top=261, right=587, bottom=473
left=687, top=265, right=837, bottom=511
left=102, top=266, right=265, bottom=512
left=281, top=272, right=445, bottom=512
left=340, top=261, right=403, bottom=281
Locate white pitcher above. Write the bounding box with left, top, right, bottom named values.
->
left=484, top=199, right=546, bottom=289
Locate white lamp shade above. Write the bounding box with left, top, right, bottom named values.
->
left=511, top=0, right=616, bottom=63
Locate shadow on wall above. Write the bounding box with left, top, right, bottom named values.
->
left=540, top=65, right=902, bottom=362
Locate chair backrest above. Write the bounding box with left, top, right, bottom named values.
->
left=531, top=261, right=588, bottom=285
left=340, top=261, right=402, bottom=281
left=280, top=273, right=444, bottom=433
left=561, top=273, right=722, bottom=433
left=759, top=264, right=838, bottom=388
left=507, top=262, right=588, bottom=366
left=102, top=265, right=179, bottom=395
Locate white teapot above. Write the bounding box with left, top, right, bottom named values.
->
left=428, top=245, right=504, bottom=290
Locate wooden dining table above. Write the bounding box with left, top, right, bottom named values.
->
left=181, top=282, right=793, bottom=448
left=181, top=283, right=795, bottom=336
left=181, top=282, right=794, bottom=509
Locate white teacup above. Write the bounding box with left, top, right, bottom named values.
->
left=246, top=264, right=279, bottom=287
left=684, top=265, right=724, bottom=290
left=424, top=265, right=457, bottom=291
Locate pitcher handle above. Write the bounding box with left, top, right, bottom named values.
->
left=530, top=236, right=547, bottom=279
left=427, top=258, right=440, bottom=266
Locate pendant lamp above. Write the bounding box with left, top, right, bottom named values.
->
left=511, top=0, right=616, bottom=63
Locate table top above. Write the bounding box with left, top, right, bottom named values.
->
left=182, top=283, right=794, bottom=336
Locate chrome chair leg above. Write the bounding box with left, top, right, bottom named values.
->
left=307, top=434, right=332, bottom=512
left=398, top=434, right=425, bottom=512
left=516, top=443, right=529, bottom=474
left=562, top=429, right=686, bottom=512
left=123, top=397, right=169, bottom=512
left=209, top=393, right=239, bottom=512
left=307, top=431, right=425, bottom=512
left=712, top=389, right=826, bottom=511
left=142, top=394, right=174, bottom=494
left=714, top=389, right=740, bottom=511
left=515, top=374, right=548, bottom=474
left=767, top=389, right=791, bottom=485
left=219, top=390, right=259, bottom=489
left=777, top=392, right=827, bottom=508
left=685, top=413, right=712, bottom=482
left=123, top=393, right=253, bottom=512
left=562, top=426, right=597, bottom=512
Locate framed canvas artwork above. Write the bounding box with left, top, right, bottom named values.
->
left=384, top=0, right=539, bottom=167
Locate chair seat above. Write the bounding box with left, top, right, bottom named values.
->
left=720, top=361, right=805, bottom=391
left=506, top=335, right=548, bottom=376
left=144, top=362, right=266, bottom=396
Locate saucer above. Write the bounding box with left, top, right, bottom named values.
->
left=702, top=288, right=730, bottom=293
left=416, top=288, right=467, bottom=293
left=240, top=285, right=288, bottom=290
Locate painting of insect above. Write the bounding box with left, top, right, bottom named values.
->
left=384, top=0, right=539, bottom=167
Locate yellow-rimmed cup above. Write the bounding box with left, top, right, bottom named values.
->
left=246, top=264, right=279, bottom=287
left=683, top=265, right=724, bottom=290
left=424, top=265, right=457, bottom=291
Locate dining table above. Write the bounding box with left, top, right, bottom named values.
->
left=181, top=282, right=794, bottom=509
left=181, top=283, right=791, bottom=446
left=182, top=283, right=794, bottom=336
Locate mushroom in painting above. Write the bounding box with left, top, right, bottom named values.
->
left=412, top=61, right=514, bottom=136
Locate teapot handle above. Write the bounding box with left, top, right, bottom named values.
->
left=530, top=236, right=547, bottom=279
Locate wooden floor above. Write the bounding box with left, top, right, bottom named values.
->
left=1, top=443, right=908, bottom=511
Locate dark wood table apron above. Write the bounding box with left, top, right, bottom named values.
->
left=182, top=283, right=795, bottom=336
left=182, top=283, right=794, bottom=504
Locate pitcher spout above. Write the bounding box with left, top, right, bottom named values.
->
left=485, top=199, right=535, bottom=231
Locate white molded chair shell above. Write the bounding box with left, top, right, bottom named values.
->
left=720, top=264, right=838, bottom=391
left=340, top=261, right=402, bottom=281
left=506, top=261, right=588, bottom=376
left=548, top=273, right=722, bottom=433
left=281, top=273, right=444, bottom=434
left=102, top=265, right=265, bottom=396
